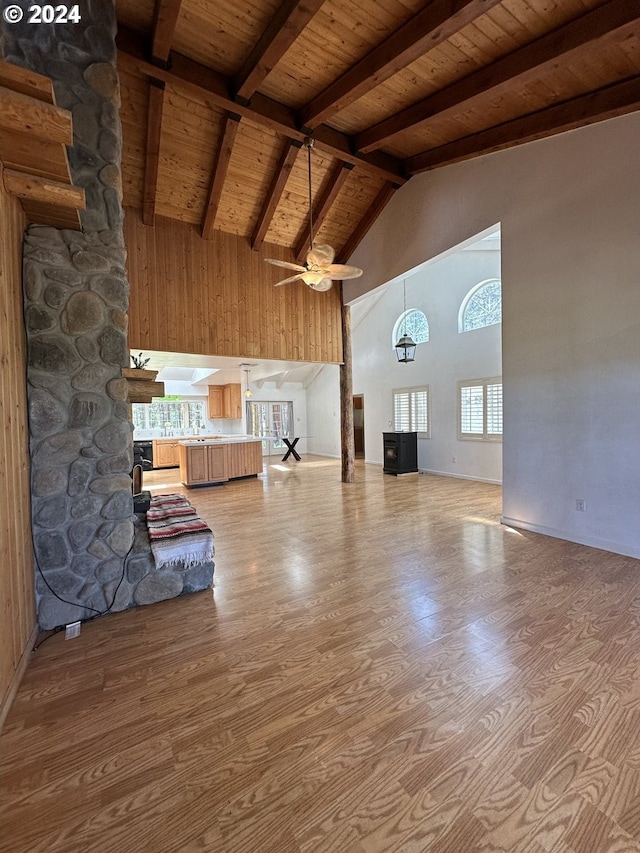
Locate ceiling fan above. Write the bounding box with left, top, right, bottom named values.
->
left=265, top=138, right=363, bottom=292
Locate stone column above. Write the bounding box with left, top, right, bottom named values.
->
left=3, top=3, right=135, bottom=628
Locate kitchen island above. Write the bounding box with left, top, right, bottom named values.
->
left=179, top=437, right=263, bottom=487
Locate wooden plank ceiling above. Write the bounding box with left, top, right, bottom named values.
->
left=116, top=0, right=639, bottom=263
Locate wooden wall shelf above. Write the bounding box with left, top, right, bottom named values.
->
left=0, top=60, right=85, bottom=230
left=122, top=367, right=165, bottom=403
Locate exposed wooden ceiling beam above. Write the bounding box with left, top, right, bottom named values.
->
left=3, top=168, right=85, bottom=209
left=201, top=113, right=242, bottom=239
left=405, top=77, right=640, bottom=174
left=234, top=0, right=327, bottom=103
left=116, top=26, right=408, bottom=185
left=0, top=87, right=72, bottom=144
left=336, top=181, right=399, bottom=264
left=251, top=139, right=302, bottom=250
left=151, top=0, right=183, bottom=66
left=294, top=160, right=353, bottom=262
left=143, top=79, right=166, bottom=226
left=356, top=0, right=639, bottom=153
left=300, top=0, right=503, bottom=130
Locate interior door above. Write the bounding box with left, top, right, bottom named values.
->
left=246, top=401, right=294, bottom=455
left=353, top=394, right=365, bottom=458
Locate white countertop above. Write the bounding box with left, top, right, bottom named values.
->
left=179, top=436, right=261, bottom=446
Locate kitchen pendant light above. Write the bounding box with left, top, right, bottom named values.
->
left=241, top=364, right=253, bottom=398
left=395, top=278, right=416, bottom=363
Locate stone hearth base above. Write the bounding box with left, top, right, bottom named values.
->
left=123, top=516, right=215, bottom=608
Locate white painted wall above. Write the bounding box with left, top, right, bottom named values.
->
left=307, top=242, right=503, bottom=482
left=306, top=365, right=341, bottom=458
left=348, top=243, right=503, bottom=481
left=342, top=114, right=640, bottom=558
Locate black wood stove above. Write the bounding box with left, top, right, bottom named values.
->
left=383, top=432, right=418, bottom=475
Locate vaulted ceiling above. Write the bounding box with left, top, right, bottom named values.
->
left=115, top=0, right=639, bottom=264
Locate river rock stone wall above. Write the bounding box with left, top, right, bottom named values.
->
left=3, top=2, right=213, bottom=630
left=21, top=228, right=136, bottom=629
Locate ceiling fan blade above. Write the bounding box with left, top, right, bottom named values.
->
left=274, top=273, right=305, bottom=287
left=323, top=264, right=363, bottom=280
left=306, top=244, right=335, bottom=266
left=265, top=258, right=306, bottom=272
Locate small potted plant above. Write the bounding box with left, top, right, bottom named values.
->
left=131, top=352, right=150, bottom=369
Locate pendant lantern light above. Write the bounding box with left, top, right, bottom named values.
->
left=395, top=278, right=416, bottom=363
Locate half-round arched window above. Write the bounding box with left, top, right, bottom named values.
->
left=392, top=309, right=429, bottom=348
left=459, top=279, right=502, bottom=332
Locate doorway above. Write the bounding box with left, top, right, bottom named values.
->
left=353, top=395, right=365, bottom=458
left=246, top=400, right=294, bottom=456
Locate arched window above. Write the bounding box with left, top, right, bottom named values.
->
left=459, top=279, right=502, bottom=332
left=392, top=309, right=429, bottom=348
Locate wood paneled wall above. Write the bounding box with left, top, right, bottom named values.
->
left=0, top=166, right=36, bottom=728
left=124, top=209, right=344, bottom=364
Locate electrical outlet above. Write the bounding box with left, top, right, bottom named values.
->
left=452, top=456, right=457, bottom=463
left=65, top=621, right=81, bottom=640
left=575, top=499, right=586, bottom=512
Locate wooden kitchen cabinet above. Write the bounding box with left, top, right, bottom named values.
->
left=180, top=445, right=208, bottom=485
left=207, top=444, right=227, bottom=481
left=179, top=443, right=228, bottom=486
left=208, top=383, right=242, bottom=419
left=225, top=441, right=263, bottom=479
left=208, top=385, right=224, bottom=419
left=153, top=439, right=180, bottom=468
left=180, top=440, right=262, bottom=486
left=223, top=383, right=242, bottom=419
left=180, top=445, right=209, bottom=486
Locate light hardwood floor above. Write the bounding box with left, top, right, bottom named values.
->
left=1, top=457, right=639, bottom=852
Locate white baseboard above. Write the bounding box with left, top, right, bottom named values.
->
left=419, top=467, right=502, bottom=485
left=362, top=463, right=501, bottom=484
left=501, top=516, right=640, bottom=559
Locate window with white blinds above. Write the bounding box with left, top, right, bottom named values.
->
left=393, top=387, right=430, bottom=436
left=486, top=382, right=503, bottom=435
left=458, top=378, right=502, bottom=440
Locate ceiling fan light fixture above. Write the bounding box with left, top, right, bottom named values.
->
left=264, top=138, right=363, bottom=289
left=301, top=270, right=324, bottom=286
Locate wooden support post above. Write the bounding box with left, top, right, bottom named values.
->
left=340, top=287, right=355, bottom=483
